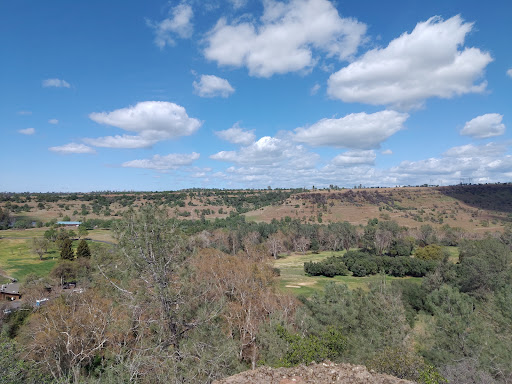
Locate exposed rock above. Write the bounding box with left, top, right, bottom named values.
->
left=214, top=362, right=416, bottom=384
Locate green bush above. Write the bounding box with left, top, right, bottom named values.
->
left=415, top=244, right=446, bottom=261
left=304, top=256, right=348, bottom=277
left=274, top=325, right=347, bottom=367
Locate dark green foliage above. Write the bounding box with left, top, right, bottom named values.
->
left=304, top=256, right=348, bottom=277
left=275, top=325, right=346, bottom=367
left=343, top=250, right=437, bottom=277
left=390, top=236, right=415, bottom=256
left=456, top=238, right=512, bottom=294
left=76, top=239, right=91, bottom=258
left=423, top=285, right=480, bottom=366
left=298, top=282, right=410, bottom=362
left=0, top=207, right=11, bottom=229
left=60, top=238, right=74, bottom=260
left=0, top=337, right=27, bottom=383
left=2, top=308, right=31, bottom=339
left=13, top=218, right=31, bottom=229
left=55, top=228, right=74, bottom=249
left=392, top=280, right=429, bottom=326
left=258, top=323, right=347, bottom=367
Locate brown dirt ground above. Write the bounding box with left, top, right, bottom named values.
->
left=213, top=362, right=415, bottom=384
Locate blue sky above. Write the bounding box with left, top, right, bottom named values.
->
left=1, top=0, right=511, bottom=192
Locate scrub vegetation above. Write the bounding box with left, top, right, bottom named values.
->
left=0, top=185, right=511, bottom=383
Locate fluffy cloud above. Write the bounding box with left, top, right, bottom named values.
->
left=331, top=150, right=376, bottom=166
left=85, top=101, right=201, bottom=148
left=389, top=142, right=512, bottom=185
left=328, top=15, right=493, bottom=108
left=42, top=78, right=71, bottom=88
left=211, top=135, right=319, bottom=168
left=122, top=152, right=200, bottom=170
left=193, top=74, right=235, bottom=98
left=18, top=128, right=35, bottom=135
left=507, top=68, right=512, bottom=78
left=48, top=119, right=59, bottom=125
left=215, top=123, right=255, bottom=145
left=293, top=110, right=408, bottom=149
left=443, top=142, right=508, bottom=158
left=149, top=3, right=193, bottom=48
left=207, top=140, right=512, bottom=189
left=382, top=149, right=393, bottom=155
left=204, top=0, right=366, bottom=77
left=49, top=143, right=96, bottom=154
left=460, top=113, right=505, bottom=139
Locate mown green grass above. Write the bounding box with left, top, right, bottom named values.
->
left=0, top=227, right=114, bottom=280
left=0, top=238, right=58, bottom=280
left=274, top=250, right=423, bottom=296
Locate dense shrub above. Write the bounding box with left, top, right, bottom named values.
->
left=259, top=324, right=347, bottom=367
left=304, top=256, right=349, bottom=277
left=415, top=244, right=446, bottom=261
left=343, top=250, right=437, bottom=277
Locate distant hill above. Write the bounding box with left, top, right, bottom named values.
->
left=244, top=184, right=512, bottom=232
left=1, top=184, right=511, bottom=233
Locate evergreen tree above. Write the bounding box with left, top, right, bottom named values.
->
left=76, top=239, right=91, bottom=258
left=60, top=238, right=74, bottom=260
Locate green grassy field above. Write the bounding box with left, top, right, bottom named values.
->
left=0, top=227, right=115, bottom=281
left=0, top=238, right=58, bottom=280
left=274, top=250, right=423, bottom=296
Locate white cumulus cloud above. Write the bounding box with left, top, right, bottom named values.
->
left=193, top=74, right=235, bottom=98
left=204, top=0, right=366, bottom=77
left=215, top=123, right=255, bottom=145
left=389, top=142, right=512, bottom=185
left=18, top=128, right=35, bottom=135
left=48, top=119, right=59, bottom=125
left=49, top=143, right=96, bottom=154
left=42, top=78, right=71, bottom=88
left=507, top=68, right=512, bottom=78
left=381, top=149, right=393, bottom=155
left=328, top=15, right=493, bottom=108
left=293, top=110, right=408, bottom=149
left=460, top=113, right=505, bottom=139
left=211, top=135, right=319, bottom=168
left=443, top=142, right=508, bottom=158
left=331, top=150, right=376, bottom=166
left=122, top=152, right=200, bottom=170
left=149, top=3, right=193, bottom=48
left=84, top=101, right=202, bottom=149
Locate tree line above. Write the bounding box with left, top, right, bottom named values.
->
left=0, top=205, right=511, bottom=383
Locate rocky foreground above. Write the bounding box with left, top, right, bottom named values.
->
left=214, top=362, right=415, bottom=384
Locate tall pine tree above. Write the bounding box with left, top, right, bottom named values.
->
left=60, top=238, right=74, bottom=260
left=76, top=239, right=91, bottom=258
